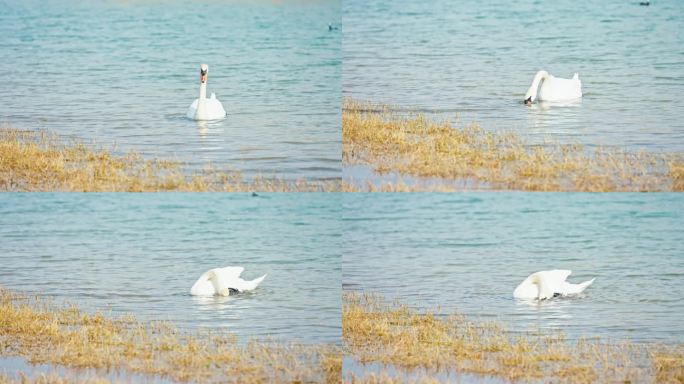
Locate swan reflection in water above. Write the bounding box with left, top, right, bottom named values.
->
left=529, top=98, right=583, bottom=111
left=513, top=295, right=580, bottom=331
left=191, top=291, right=261, bottom=326
left=525, top=98, right=584, bottom=134
left=194, top=119, right=227, bottom=161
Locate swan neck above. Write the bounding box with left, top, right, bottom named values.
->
left=532, top=71, right=548, bottom=89
left=199, top=82, right=207, bottom=100
left=196, top=81, right=207, bottom=119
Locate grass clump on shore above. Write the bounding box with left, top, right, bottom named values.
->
left=0, top=287, right=341, bottom=384
left=0, top=127, right=341, bottom=192
left=343, top=99, right=684, bottom=191
left=343, top=293, right=684, bottom=383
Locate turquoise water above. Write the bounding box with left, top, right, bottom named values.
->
left=343, top=193, right=684, bottom=343
left=0, top=193, right=341, bottom=344
left=0, top=0, right=340, bottom=180
left=343, top=0, right=684, bottom=152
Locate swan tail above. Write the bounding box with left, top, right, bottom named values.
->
left=573, top=73, right=579, bottom=80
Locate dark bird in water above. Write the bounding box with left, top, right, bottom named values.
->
left=639, top=1, right=649, bottom=5
left=251, top=192, right=259, bottom=197
left=328, top=23, right=339, bottom=31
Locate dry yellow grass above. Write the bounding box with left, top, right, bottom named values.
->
left=0, top=287, right=341, bottom=384
left=343, top=292, right=684, bottom=383
left=0, top=127, right=341, bottom=192
left=343, top=99, right=684, bottom=192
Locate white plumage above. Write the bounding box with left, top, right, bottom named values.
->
left=524, top=70, right=582, bottom=104
left=187, top=63, right=226, bottom=120
left=513, top=270, right=594, bottom=300
left=190, top=266, right=266, bottom=296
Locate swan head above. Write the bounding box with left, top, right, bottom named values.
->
left=524, top=87, right=536, bottom=105
left=200, top=64, right=208, bottom=84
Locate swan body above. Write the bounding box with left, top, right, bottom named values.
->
left=513, top=270, right=594, bottom=300
left=190, top=266, right=266, bottom=296
left=524, top=71, right=582, bottom=104
left=187, top=64, right=226, bottom=120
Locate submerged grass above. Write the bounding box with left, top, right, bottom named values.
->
left=0, top=127, right=341, bottom=192
left=343, top=99, right=684, bottom=191
left=0, top=287, right=341, bottom=384
left=343, top=292, right=684, bottom=383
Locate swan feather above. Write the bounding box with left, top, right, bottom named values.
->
left=524, top=70, right=582, bottom=103
left=513, top=269, right=594, bottom=300
left=190, top=266, right=266, bottom=296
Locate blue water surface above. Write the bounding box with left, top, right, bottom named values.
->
left=0, top=193, right=341, bottom=344
left=343, top=193, right=684, bottom=343
left=343, top=0, right=684, bottom=152
left=0, top=0, right=341, bottom=180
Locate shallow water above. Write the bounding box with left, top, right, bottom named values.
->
left=0, top=0, right=341, bottom=180
left=0, top=356, right=169, bottom=384
left=0, top=193, right=341, bottom=344
left=343, top=0, right=684, bottom=152
left=342, top=358, right=508, bottom=384
left=343, top=193, right=684, bottom=343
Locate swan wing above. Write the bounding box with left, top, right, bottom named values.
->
left=205, top=267, right=243, bottom=296
left=539, top=74, right=582, bottom=101
left=191, top=267, right=265, bottom=296
left=191, top=267, right=243, bottom=296
left=214, top=266, right=245, bottom=279
left=536, top=270, right=572, bottom=300
left=516, top=270, right=594, bottom=300
left=186, top=98, right=199, bottom=119
left=563, top=278, right=595, bottom=295
left=188, top=98, right=225, bottom=120
left=190, top=269, right=217, bottom=296
left=205, top=98, right=226, bottom=118
left=233, top=274, right=267, bottom=292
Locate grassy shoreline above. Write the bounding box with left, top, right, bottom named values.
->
left=0, top=287, right=341, bottom=383
left=343, top=293, right=684, bottom=383
left=343, top=99, right=684, bottom=192
left=0, top=127, right=342, bottom=192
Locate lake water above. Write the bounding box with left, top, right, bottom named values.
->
left=343, top=193, right=684, bottom=343
left=0, top=193, right=341, bottom=344
left=343, top=0, right=684, bottom=152
left=0, top=0, right=341, bottom=181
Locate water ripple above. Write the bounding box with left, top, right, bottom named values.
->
left=343, top=0, right=684, bottom=152
left=0, top=1, right=341, bottom=181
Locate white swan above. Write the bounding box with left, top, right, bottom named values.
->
left=190, top=266, right=266, bottom=296
left=524, top=70, right=582, bottom=105
left=186, top=64, right=226, bottom=120
left=513, top=270, right=594, bottom=300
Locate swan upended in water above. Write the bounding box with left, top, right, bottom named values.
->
left=190, top=266, right=266, bottom=296
left=513, top=270, right=594, bottom=300
left=524, top=70, right=582, bottom=105
left=186, top=64, right=226, bottom=120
